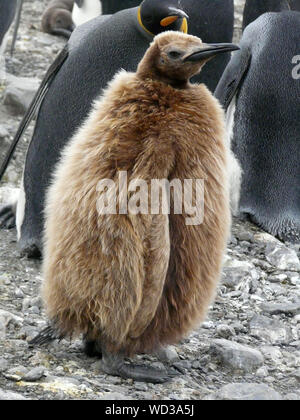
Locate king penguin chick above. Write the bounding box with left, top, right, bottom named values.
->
left=41, top=0, right=75, bottom=39
left=31, top=31, right=238, bottom=383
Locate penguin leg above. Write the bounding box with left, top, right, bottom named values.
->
left=99, top=348, right=174, bottom=384
left=83, top=336, right=102, bottom=358
left=0, top=204, right=16, bottom=229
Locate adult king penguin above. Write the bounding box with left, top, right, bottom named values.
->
left=215, top=11, right=300, bottom=243
left=0, top=0, right=234, bottom=258
left=30, top=31, right=235, bottom=383
left=242, top=0, right=300, bottom=30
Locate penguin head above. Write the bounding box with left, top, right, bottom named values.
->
left=43, top=9, right=75, bottom=34
left=137, top=31, right=239, bottom=87
left=138, top=0, right=188, bottom=36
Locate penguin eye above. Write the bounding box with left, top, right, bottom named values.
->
left=168, top=50, right=183, bottom=60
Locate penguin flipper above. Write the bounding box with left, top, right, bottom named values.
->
left=28, top=324, right=65, bottom=346
left=214, top=47, right=252, bottom=111
left=0, top=203, right=16, bottom=229
left=0, top=44, right=69, bottom=182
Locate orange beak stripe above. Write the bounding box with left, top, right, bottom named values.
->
left=160, top=16, right=179, bottom=27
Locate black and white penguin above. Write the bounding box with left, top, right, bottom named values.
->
left=242, top=0, right=300, bottom=30
left=215, top=11, right=300, bottom=243
left=0, top=0, right=234, bottom=257
left=0, top=0, right=18, bottom=58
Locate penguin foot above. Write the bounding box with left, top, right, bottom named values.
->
left=100, top=350, right=175, bottom=384
left=19, top=242, right=42, bottom=259
left=0, top=204, right=16, bottom=229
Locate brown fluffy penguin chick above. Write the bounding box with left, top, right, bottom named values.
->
left=41, top=0, right=74, bottom=39
left=34, top=31, right=237, bottom=383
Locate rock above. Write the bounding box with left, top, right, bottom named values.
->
left=0, top=125, right=9, bottom=140
left=265, top=243, right=300, bottom=271
left=259, top=346, right=283, bottom=363
left=134, top=382, right=148, bottom=391
left=292, top=369, right=300, bottom=382
left=216, top=324, right=236, bottom=339
left=250, top=315, right=292, bottom=344
left=0, top=388, right=28, bottom=400
left=3, top=74, right=39, bottom=115
left=208, top=383, right=282, bottom=400
left=157, top=346, right=179, bottom=363
left=0, top=358, right=9, bottom=372
left=209, top=339, right=264, bottom=372
left=23, top=366, right=45, bottom=382
left=4, top=366, right=28, bottom=381
left=0, top=186, right=19, bottom=205
left=256, top=366, right=269, bottom=378
left=0, top=309, right=23, bottom=339
left=285, top=393, right=300, bottom=400
left=221, top=259, right=258, bottom=289
left=261, top=302, right=300, bottom=317
left=99, top=392, right=133, bottom=400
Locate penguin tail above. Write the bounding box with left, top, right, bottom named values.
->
left=28, top=325, right=65, bottom=346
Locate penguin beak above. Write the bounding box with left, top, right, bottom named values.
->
left=184, top=43, right=240, bottom=62
left=160, top=8, right=189, bottom=27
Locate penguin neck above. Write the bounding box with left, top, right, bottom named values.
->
left=137, top=67, right=189, bottom=90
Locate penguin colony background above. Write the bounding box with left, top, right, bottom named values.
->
left=0, top=0, right=299, bottom=383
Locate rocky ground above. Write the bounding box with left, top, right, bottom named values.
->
left=0, top=0, right=299, bottom=401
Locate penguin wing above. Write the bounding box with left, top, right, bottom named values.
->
left=214, top=47, right=252, bottom=111
left=0, top=44, right=69, bottom=181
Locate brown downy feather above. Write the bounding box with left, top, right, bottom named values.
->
left=42, top=32, right=231, bottom=356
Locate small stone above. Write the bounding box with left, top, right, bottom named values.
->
left=236, top=231, right=254, bottom=242
left=0, top=358, right=9, bottom=372
left=265, top=243, right=300, bottom=271
left=15, top=288, right=24, bottom=298
left=250, top=315, right=291, bottom=344
left=216, top=324, right=236, bottom=339
left=209, top=339, right=264, bottom=372
left=4, top=366, right=28, bottom=381
left=285, top=393, right=300, bottom=400
left=292, top=369, right=300, bottom=381
left=260, top=346, right=282, bottom=363
left=3, top=74, right=40, bottom=115
left=0, top=125, right=9, bottom=139
left=0, top=388, right=28, bottom=400
left=23, top=366, right=45, bottom=382
left=0, top=309, right=23, bottom=339
left=269, top=274, right=288, bottom=284
left=202, top=321, right=215, bottom=329
left=134, top=382, right=148, bottom=391
left=157, top=346, right=179, bottom=363
left=211, top=383, right=282, bottom=400
left=172, top=360, right=192, bottom=372
left=99, top=392, right=133, bottom=400
left=261, top=301, right=300, bottom=317
left=256, top=366, right=269, bottom=378
left=222, top=259, right=257, bottom=289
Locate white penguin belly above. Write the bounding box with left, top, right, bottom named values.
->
left=16, top=178, right=26, bottom=240
left=225, top=94, right=242, bottom=216
left=72, top=0, right=102, bottom=27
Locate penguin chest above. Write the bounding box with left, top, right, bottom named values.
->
left=72, top=0, right=102, bottom=26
